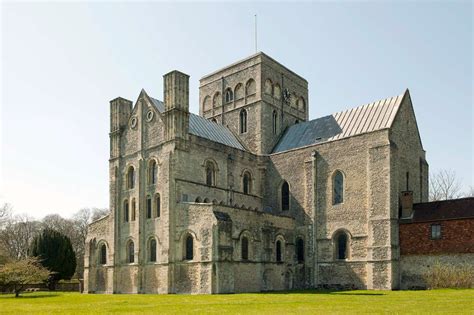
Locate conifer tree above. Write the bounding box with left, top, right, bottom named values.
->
left=30, top=228, right=76, bottom=289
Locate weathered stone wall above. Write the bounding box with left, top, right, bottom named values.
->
left=400, top=253, right=474, bottom=289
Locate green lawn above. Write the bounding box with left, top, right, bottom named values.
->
left=1, top=290, right=473, bottom=314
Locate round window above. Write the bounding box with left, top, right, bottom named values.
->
left=146, top=110, right=154, bottom=122
left=130, top=116, right=138, bottom=129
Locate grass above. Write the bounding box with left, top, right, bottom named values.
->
left=1, top=289, right=473, bottom=314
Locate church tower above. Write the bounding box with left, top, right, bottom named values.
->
left=199, top=52, right=308, bottom=154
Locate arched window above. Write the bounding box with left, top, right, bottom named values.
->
left=243, top=172, right=251, bottom=195
left=239, top=109, right=247, bottom=134
left=127, top=166, right=135, bottom=189
left=195, top=197, right=202, bottom=203
left=211, top=118, right=217, bottom=123
left=205, top=161, right=215, bottom=186
left=213, top=92, right=221, bottom=108
left=264, top=79, right=273, bottom=95
left=148, top=160, right=157, bottom=185
left=273, top=84, right=281, bottom=100
left=336, top=232, right=348, bottom=260
left=127, top=241, right=135, bottom=263
left=131, top=199, right=136, bottom=221
left=100, top=244, right=107, bottom=265
left=149, top=239, right=157, bottom=262
left=185, top=235, right=193, bottom=260
left=225, top=88, right=234, bottom=103
left=146, top=196, right=152, bottom=219
left=123, top=200, right=129, bottom=222
left=276, top=240, right=282, bottom=262
left=338, top=235, right=348, bottom=259
left=272, top=110, right=278, bottom=134
left=241, top=236, right=249, bottom=260
left=155, top=193, right=161, bottom=218
left=333, top=170, right=344, bottom=205
left=234, top=83, right=243, bottom=100
left=281, top=181, right=289, bottom=211
left=245, top=79, right=256, bottom=96
left=203, top=198, right=210, bottom=203
left=296, top=238, right=304, bottom=262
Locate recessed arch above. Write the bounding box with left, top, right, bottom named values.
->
left=245, top=78, right=256, bottom=96
left=147, top=236, right=158, bottom=262
left=273, top=84, right=281, bottom=100
left=213, top=92, right=221, bottom=108
left=234, top=83, right=243, bottom=100
left=203, top=95, right=211, bottom=111
left=264, top=79, right=273, bottom=95
left=297, top=97, right=306, bottom=111
left=195, top=197, right=202, bottom=203
left=126, top=239, right=135, bottom=263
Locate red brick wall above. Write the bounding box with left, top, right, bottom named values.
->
left=399, top=219, right=474, bottom=255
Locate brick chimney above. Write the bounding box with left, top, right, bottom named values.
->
left=400, top=191, right=414, bottom=218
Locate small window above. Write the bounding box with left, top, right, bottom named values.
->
left=128, top=241, right=134, bottom=263
left=336, top=232, right=348, bottom=260
left=239, top=109, right=247, bottom=134
left=100, top=244, right=107, bottom=265
left=333, top=171, right=344, bottom=205
left=241, top=237, right=249, bottom=260
left=272, top=110, right=278, bottom=134
left=127, top=166, right=135, bottom=189
left=155, top=193, right=161, bottom=218
left=276, top=240, right=282, bottom=262
left=205, top=161, right=215, bottom=186
left=431, top=224, right=441, bottom=239
left=296, top=238, right=304, bottom=262
left=281, top=181, right=289, bottom=211
left=211, top=118, right=217, bottom=123
left=131, top=199, right=136, bottom=221
left=149, top=160, right=157, bottom=185
left=124, top=200, right=129, bottom=223
left=243, top=172, right=251, bottom=195
left=185, top=235, right=194, bottom=260
left=146, top=197, right=152, bottom=219
left=225, top=88, right=234, bottom=103
left=149, top=239, right=157, bottom=262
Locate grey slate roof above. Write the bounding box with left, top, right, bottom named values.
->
left=273, top=92, right=405, bottom=153
left=149, top=95, right=246, bottom=151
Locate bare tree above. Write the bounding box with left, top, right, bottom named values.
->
left=91, top=208, right=109, bottom=222
left=464, top=186, right=474, bottom=198
left=0, top=203, right=12, bottom=228
left=429, top=170, right=463, bottom=201
left=0, top=214, right=41, bottom=260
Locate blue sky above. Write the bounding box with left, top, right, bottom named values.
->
left=1, top=1, right=472, bottom=219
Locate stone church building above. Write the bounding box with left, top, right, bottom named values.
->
left=84, top=52, right=430, bottom=294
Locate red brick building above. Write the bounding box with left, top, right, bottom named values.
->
left=399, top=197, right=474, bottom=255
left=398, top=197, right=474, bottom=289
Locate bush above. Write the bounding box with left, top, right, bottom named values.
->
left=423, top=261, right=474, bottom=289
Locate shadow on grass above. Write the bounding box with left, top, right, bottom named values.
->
left=259, top=290, right=386, bottom=296
left=2, top=293, right=60, bottom=299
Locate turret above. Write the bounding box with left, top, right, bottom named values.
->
left=110, top=97, right=132, bottom=158
left=163, top=70, right=190, bottom=142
